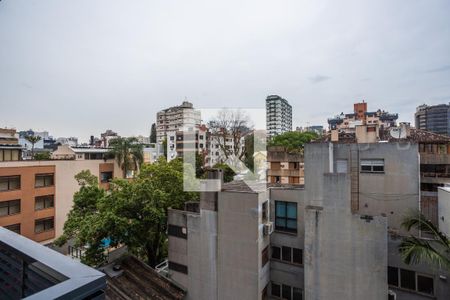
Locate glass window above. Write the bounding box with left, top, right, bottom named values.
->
left=35, top=218, right=54, bottom=233
left=100, top=171, right=113, bottom=183
left=292, top=248, right=303, bottom=265
left=35, top=174, right=54, bottom=188
left=0, top=176, right=21, bottom=191
left=400, top=269, right=416, bottom=290
left=271, top=282, right=281, bottom=297
left=262, top=246, right=269, bottom=267
left=271, top=246, right=281, bottom=260
left=282, top=246, right=291, bottom=262
left=0, top=200, right=20, bottom=217
left=282, top=285, right=292, bottom=300
left=417, top=275, right=434, bottom=295
left=275, top=201, right=297, bottom=233
left=360, top=159, right=384, bottom=173
left=388, top=266, right=398, bottom=286
left=4, top=223, right=20, bottom=234
left=35, top=195, right=54, bottom=210
left=293, top=287, right=302, bottom=300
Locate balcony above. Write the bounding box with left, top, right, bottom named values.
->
left=420, top=153, right=450, bottom=165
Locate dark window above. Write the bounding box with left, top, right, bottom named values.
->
left=400, top=269, right=416, bottom=291
left=100, top=171, right=113, bottom=183
left=4, top=223, right=20, bottom=234
left=168, top=261, right=188, bottom=274
left=0, top=176, right=21, bottom=192
left=168, top=224, right=187, bottom=239
left=35, top=174, right=54, bottom=188
left=292, top=248, right=303, bottom=265
left=293, top=287, right=302, bottom=300
left=262, top=201, right=268, bottom=222
left=271, top=282, right=281, bottom=297
left=275, top=201, right=297, bottom=233
left=271, top=246, right=281, bottom=260
left=35, top=195, right=54, bottom=210
left=282, top=246, right=291, bottom=262
left=0, top=200, right=20, bottom=217
left=417, top=275, right=434, bottom=295
left=282, top=284, right=292, bottom=300
left=388, top=266, right=398, bottom=286
left=35, top=217, right=54, bottom=233
left=360, top=159, right=384, bottom=173
left=262, top=246, right=269, bottom=267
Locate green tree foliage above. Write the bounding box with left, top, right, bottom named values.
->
left=55, top=159, right=199, bottom=267
left=196, top=152, right=205, bottom=178
left=108, top=137, right=143, bottom=178
left=150, top=123, right=157, bottom=143
left=162, top=137, right=167, bottom=159
left=212, top=163, right=235, bottom=183
left=244, top=133, right=254, bottom=172
left=268, top=131, right=318, bottom=153
left=33, top=151, right=51, bottom=160
left=25, top=135, right=42, bottom=159
left=399, top=211, right=450, bottom=270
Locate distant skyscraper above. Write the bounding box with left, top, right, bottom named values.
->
left=266, top=95, right=292, bottom=138
left=415, top=103, right=450, bottom=136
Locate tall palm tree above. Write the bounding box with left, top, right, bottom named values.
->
left=399, top=211, right=450, bottom=270
left=107, top=137, right=144, bottom=178
left=25, top=135, right=42, bottom=159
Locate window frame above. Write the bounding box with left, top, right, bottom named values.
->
left=4, top=223, right=20, bottom=234
left=275, top=201, right=297, bottom=234
left=360, top=159, right=385, bottom=173
left=0, top=176, right=21, bottom=192
left=388, top=267, right=434, bottom=296
left=35, top=217, right=54, bottom=233
left=35, top=173, right=54, bottom=188
left=100, top=171, right=113, bottom=183
left=35, top=195, right=55, bottom=211
left=0, top=199, right=21, bottom=217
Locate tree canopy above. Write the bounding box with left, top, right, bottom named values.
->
left=268, top=131, right=318, bottom=153
left=55, top=158, right=199, bottom=267
left=108, top=137, right=143, bottom=178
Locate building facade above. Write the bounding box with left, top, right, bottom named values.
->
left=266, top=95, right=292, bottom=138
left=415, top=103, right=450, bottom=136
left=156, top=101, right=201, bottom=143
left=0, top=128, right=22, bottom=162
left=267, top=146, right=304, bottom=185
left=0, top=158, right=121, bottom=244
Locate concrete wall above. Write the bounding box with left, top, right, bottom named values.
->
left=438, top=187, right=450, bottom=236
left=304, top=173, right=388, bottom=300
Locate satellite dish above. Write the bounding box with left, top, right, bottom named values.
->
left=390, top=127, right=406, bottom=139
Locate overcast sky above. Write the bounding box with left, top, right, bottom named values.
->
left=1, top=0, right=449, bottom=142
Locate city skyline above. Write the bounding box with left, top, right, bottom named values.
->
left=1, top=0, right=450, bottom=140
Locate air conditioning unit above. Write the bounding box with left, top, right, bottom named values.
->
left=263, top=222, right=274, bottom=236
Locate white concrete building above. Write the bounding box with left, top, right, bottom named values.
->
left=266, top=95, right=292, bottom=138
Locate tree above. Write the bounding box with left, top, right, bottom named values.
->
left=34, top=151, right=51, bottom=160
left=243, top=133, right=255, bottom=172
left=162, top=137, right=167, bottom=159
left=150, top=123, right=157, bottom=143
left=208, top=109, right=252, bottom=160
left=108, top=137, right=143, bottom=178
left=399, top=211, right=450, bottom=270
left=25, top=135, right=42, bottom=159
left=268, top=131, right=318, bottom=153
left=55, top=159, right=199, bottom=267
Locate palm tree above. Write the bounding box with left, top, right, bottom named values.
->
left=107, top=137, right=144, bottom=178
left=399, top=211, right=450, bottom=270
left=25, top=135, right=42, bottom=159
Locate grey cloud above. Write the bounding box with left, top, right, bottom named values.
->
left=309, top=75, right=331, bottom=84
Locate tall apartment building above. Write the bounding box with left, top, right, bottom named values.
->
left=328, top=101, right=398, bottom=132
left=415, top=103, right=450, bottom=136
left=167, top=124, right=450, bottom=300
left=0, top=153, right=121, bottom=244
left=266, top=95, right=292, bottom=138
left=156, top=101, right=201, bottom=143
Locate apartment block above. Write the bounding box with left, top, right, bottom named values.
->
left=0, top=158, right=121, bottom=244
left=328, top=101, right=398, bottom=132
left=267, top=146, right=304, bottom=185
left=156, top=101, right=201, bottom=143
left=415, top=103, right=450, bottom=136
left=0, top=128, right=22, bottom=162
left=266, top=95, right=292, bottom=138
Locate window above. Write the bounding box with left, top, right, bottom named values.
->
left=275, top=201, right=297, bottom=233
left=168, top=224, right=187, bottom=239
left=0, top=200, right=20, bottom=217
left=282, top=246, right=291, bottom=262
left=262, top=201, right=268, bottom=222
left=262, top=246, right=269, bottom=267
left=417, top=275, right=434, bottom=295
left=0, top=176, right=21, bottom=192
left=292, top=248, right=303, bottom=265
left=100, top=171, right=113, bottom=183
left=271, top=246, right=281, bottom=260
left=35, top=174, right=54, bottom=188
left=293, top=287, right=303, bottom=300
left=388, top=266, right=398, bottom=286
left=282, top=285, right=292, bottom=300
left=35, top=195, right=54, bottom=210
left=400, top=269, right=416, bottom=290
left=35, top=217, right=54, bottom=233
left=360, top=159, right=384, bottom=173
left=168, top=261, right=188, bottom=274
left=271, top=282, right=281, bottom=298
left=4, top=223, right=20, bottom=234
